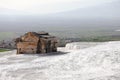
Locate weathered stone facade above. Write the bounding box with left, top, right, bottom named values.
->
left=15, top=32, right=58, bottom=54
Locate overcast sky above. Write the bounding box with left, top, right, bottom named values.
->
left=0, top=0, right=118, bottom=15
left=0, top=0, right=120, bottom=31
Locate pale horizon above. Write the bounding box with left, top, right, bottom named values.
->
left=0, top=0, right=118, bottom=15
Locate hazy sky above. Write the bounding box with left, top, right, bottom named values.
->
left=0, top=0, right=117, bottom=15
left=0, top=0, right=120, bottom=31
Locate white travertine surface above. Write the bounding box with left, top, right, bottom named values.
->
left=0, top=41, right=120, bottom=80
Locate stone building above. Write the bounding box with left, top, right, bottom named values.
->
left=15, top=32, right=58, bottom=54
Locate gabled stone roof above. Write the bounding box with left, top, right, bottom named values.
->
left=31, top=32, right=55, bottom=39
left=16, top=31, right=58, bottom=43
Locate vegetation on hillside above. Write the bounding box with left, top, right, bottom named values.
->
left=58, top=35, right=120, bottom=47
left=0, top=49, right=10, bottom=52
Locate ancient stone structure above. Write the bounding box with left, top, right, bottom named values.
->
left=15, top=32, right=58, bottom=54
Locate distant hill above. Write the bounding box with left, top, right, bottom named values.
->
left=0, top=6, right=22, bottom=15
left=52, top=1, right=120, bottom=18
left=0, top=1, right=120, bottom=32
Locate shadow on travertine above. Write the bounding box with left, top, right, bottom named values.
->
left=23, top=51, right=68, bottom=57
